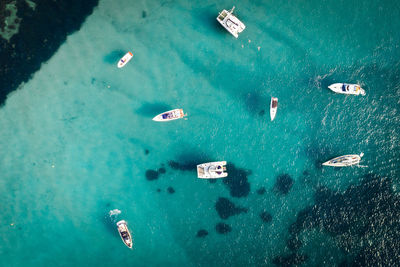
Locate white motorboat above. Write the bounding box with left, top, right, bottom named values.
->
left=197, top=161, right=228, bottom=179
left=117, top=52, right=133, bottom=68
left=328, top=83, right=366, bottom=96
left=322, top=153, right=364, bottom=167
left=116, top=220, right=133, bottom=249
left=270, top=97, right=278, bottom=121
left=216, top=6, right=246, bottom=38
left=152, top=109, right=186, bottom=122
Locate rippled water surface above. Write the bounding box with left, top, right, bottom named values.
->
left=0, top=0, right=399, bottom=266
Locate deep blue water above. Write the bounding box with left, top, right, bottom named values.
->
left=0, top=0, right=400, bottom=266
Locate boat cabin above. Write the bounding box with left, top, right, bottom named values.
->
left=216, top=7, right=246, bottom=38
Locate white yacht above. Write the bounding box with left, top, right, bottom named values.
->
left=116, top=220, right=133, bottom=249
left=270, top=97, right=278, bottom=121
left=216, top=6, right=246, bottom=38
left=322, top=153, right=364, bottom=167
left=197, top=161, right=228, bottom=179
left=152, top=109, right=186, bottom=122
left=328, top=83, right=366, bottom=96
left=117, top=52, right=133, bottom=68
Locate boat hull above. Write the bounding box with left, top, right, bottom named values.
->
left=152, top=109, right=185, bottom=122
left=328, top=83, right=365, bottom=96
left=270, top=97, right=278, bottom=121
left=216, top=7, right=245, bottom=38
left=197, top=161, right=228, bottom=179
left=116, top=220, right=133, bottom=249
left=117, top=52, right=133, bottom=68
left=322, top=154, right=362, bottom=167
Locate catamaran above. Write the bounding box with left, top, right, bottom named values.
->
left=328, top=83, right=366, bottom=96
left=197, top=161, right=228, bottom=179
left=216, top=6, right=246, bottom=38
left=152, top=109, right=186, bottom=122
left=270, top=97, right=278, bottom=121
left=322, top=153, right=364, bottom=167
left=116, top=220, right=133, bottom=249
left=117, top=52, right=133, bottom=68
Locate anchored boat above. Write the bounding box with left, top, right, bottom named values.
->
left=152, top=109, right=186, bottom=122
left=197, top=161, right=228, bottom=179
left=116, top=220, right=133, bottom=249
left=328, top=83, right=365, bottom=96
left=322, top=153, right=364, bottom=167
left=270, top=97, right=278, bottom=121
left=216, top=6, right=245, bottom=38
left=117, top=52, right=133, bottom=68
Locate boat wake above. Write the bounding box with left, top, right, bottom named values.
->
left=313, top=67, right=337, bottom=88
left=109, top=209, right=122, bottom=223
left=357, top=165, right=368, bottom=168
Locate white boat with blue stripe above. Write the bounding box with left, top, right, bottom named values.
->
left=328, top=83, right=366, bottom=96
left=152, top=109, right=186, bottom=122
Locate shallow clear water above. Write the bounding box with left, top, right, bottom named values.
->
left=1, top=0, right=399, bottom=266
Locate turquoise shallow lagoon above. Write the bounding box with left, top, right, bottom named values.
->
left=1, top=0, right=400, bottom=266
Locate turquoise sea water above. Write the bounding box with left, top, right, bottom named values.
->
left=1, top=0, right=400, bottom=266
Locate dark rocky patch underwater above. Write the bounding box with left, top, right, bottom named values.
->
left=222, top=163, right=251, bottom=198
left=281, top=174, right=400, bottom=266
left=273, top=174, right=294, bottom=195
left=0, top=0, right=99, bottom=106
left=215, top=197, right=247, bottom=219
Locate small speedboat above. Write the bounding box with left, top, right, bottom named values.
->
left=152, top=109, right=186, bottom=122
left=116, top=220, right=133, bottom=249
left=328, top=83, right=366, bottom=96
left=322, top=153, right=364, bottom=167
left=197, top=161, right=228, bottom=179
left=270, top=97, right=278, bottom=121
left=216, top=6, right=245, bottom=38
left=117, top=52, right=133, bottom=68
